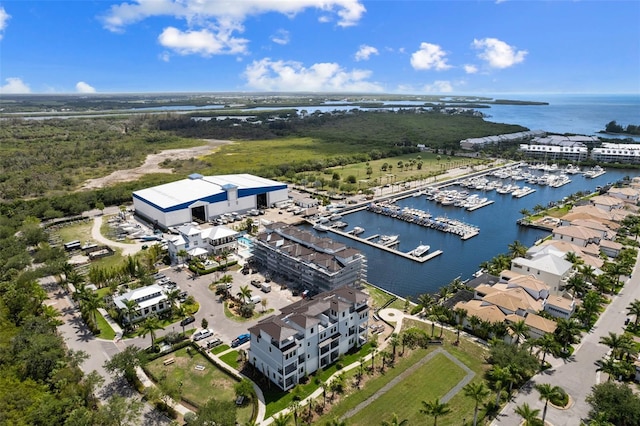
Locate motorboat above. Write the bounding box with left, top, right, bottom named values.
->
left=409, top=244, right=430, bottom=257
left=351, top=226, right=365, bottom=235
left=378, top=235, right=399, bottom=246
left=313, top=223, right=329, bottom=232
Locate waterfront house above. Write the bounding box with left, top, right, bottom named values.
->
left=552, top=225, right=602, bottom=247
left=511, top=252, right=573, bottom=295
left=248, top=286, right=369, bottom=391
left=544, top=294, right=576, bottom=319
left=608, top=187, right=640, bottom=204
left=529, top=240, right=604, bottom=271
left=590, top=195, right=626, bottom=212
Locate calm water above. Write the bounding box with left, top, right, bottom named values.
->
left=305, top=168, right=637, bottom=298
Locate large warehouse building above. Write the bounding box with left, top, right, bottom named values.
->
left=132, top=173, right=289, bottom=229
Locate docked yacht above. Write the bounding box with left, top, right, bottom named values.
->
left=351, top=226, right=365, bottom=235
left=409, top=244, right=430, bottom=257
left=313, top=223, right=329, bottom=232
left=378, top=235, right=399, bottom=246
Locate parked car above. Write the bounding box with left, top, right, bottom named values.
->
left=193, top=329, right=214, bottom=341
left=205, top=337, right=222, bottom=349
left=231, top=333, right=250, bottom=347
left=180, top=316, right=196, bottom=327
left=178, top=291, right=188, bottom=302
left=250, top=279, right=261, bottom=287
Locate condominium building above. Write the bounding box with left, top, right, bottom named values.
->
left=591, top=143, right=640, bottom=164
left=252, top=222, right=367, bottom=294
left=248, top=286, right=370, bottom=390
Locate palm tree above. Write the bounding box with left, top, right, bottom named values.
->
left=509, top=319, right=530, bottom=346
left=578, top=264, right=597, bottom=286
left=514, top=402, right=541, bottom=426
left=261, top=298, right=268, bottom=313
left=626, top=299, right=640, bottom=327
left=508, top=240, right=528, bottom=259
left=554, top=318, right=582, bottom=354
left=535, top=383, right=564, bottom=424
left=289, top=400, right=300, bottom=426
left=564, top=251, right=582, bottom=266
left=420, top=398, right=451, bottom=426
left=272, top=412, right=292, bottom=426
left=165, top=288, right=181, bottom=312
left=489, top=365, right=511, bottom=406
left=176, top=249, right=188, bottom=266
left=175, top=304, right=188, bottom=334
left=140, top=315, right=164, bottom=349
left=564, top=274, right=587, bottom=298
left=121, top=299, right=139, bottom=325
left=427, top=313, right=439, bottom=338
left=417, top=293, right=435, bottom=313
left=599, top=332, right=636, bottom=360
left=463, top=382, right=490, bottom=426
left=381, top=413, right=408, bottom=426
left=596, top=356, right=620, bottom=382
left=389, top=333, right=400, bottom=360
left=237, top=285, right=253, bottom=304
left=536, top=333, right=560, bottom=369
left=80, top=290, right=104, bottom=327
left=519, top=208, right=531, bottom=217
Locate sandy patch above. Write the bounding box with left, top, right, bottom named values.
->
left=81, top=139, right=232, bottom=190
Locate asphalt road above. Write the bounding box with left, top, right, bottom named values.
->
left=492, top=258, right=640, bottom=425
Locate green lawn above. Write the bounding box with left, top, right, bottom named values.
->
left=94, top=312, right=116, bottom=340
left=362, top=283, right=407, bottom=312
left=219, top=350, right=241, bottom=370
left=146, top=348, right=253, bottom=424
left=211, top=344, right=230, bottom=355
left=51, top=219, right=126, bottom=269
left=311, top=319, right=490, bottom=425
left=347, top=353, right=466, bottom=425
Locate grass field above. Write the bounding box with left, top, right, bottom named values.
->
left=146, top=348, right=253, bottom=424
left=94, top=312, right=116, bottom=340
left=51, top=219, right=126, bottom=269
left=346, top=352, right=466, bottom=425
left=313, top=318, right=491, bottom=425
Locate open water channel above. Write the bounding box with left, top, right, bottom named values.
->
left=303, top=167, right=636, bottom=298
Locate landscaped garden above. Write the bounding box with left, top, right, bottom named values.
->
left=145, top=347, right=254, bottom=424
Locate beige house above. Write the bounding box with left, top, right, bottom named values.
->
left=608, top=187, right=640, bottom=204
left=552, top=225, right=602, bottom=247
left=590, top=195, right=626, bottom=212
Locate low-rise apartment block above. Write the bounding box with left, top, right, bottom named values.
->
left=252, top=222, right=367, bottom=294
left=248, top=286, right=369, bottom=391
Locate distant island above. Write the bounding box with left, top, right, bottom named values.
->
left=603, top=120, right=640, bottom=136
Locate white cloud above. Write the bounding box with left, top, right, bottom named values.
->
left=354, top=45, right=378, bottom=61
left=102, top=1, right=365, bottom=56
left=0, top=77, right=31, bottom=94
left=243, top=58, right=383, bottom=92
left=158, top=26, right=248, bottom=56
left=270, top=29, right=290, bottom=46
left=472, top=37, right=527, bottom=69
left=0, top=6, right=10, bottom=40
left=422, top=80, right=453, bottom=93
left=76, top=81, right=96, bottom=93
left=464, top=64, right=478, bottom=74
left=159, top=51, right=171, bottom=62
left=410, top=42, right=451, bottom=71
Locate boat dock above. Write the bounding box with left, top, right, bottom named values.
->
left=365, top=202, right=480, bottom=240
left=319, top=224, right=443, bottom=263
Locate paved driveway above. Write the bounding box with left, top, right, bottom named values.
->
left=492, top=257, right=640, bottom=426
left=125, top=264, right=302, bottom=349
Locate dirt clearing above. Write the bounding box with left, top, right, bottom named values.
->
left=80, top=139, right=231, bottom=190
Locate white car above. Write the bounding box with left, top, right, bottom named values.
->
left=192, top=328, right=214, bottom=341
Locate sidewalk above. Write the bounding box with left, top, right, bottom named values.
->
left=98, top=307, right=124, bottom=341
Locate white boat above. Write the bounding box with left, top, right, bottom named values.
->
left=409, top=244, right=430, bottom=257
left=313, top=223, right=329, bottom=232
left=329, top=214, right=343, bottom=221
left=584, top=165, right=606, bottom=178
left=378, top=235, right=399, bottom=246
left=351, top=226, right=365, bottom=235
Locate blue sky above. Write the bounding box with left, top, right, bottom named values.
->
left=0, top=1, right=638, bottom=95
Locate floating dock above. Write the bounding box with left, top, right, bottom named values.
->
left=365, top=203, right=480, bottom=240
left=308, top=221, right=442, bottom=263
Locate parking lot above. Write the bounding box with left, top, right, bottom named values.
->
left=156, top=261, right=302, bottom=348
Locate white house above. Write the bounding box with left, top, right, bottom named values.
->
left=167, top=223, right=239, bottom=263
left=248, top=286, right=369, bottom=391
left=511, top=252, right=574, bottom=294
left=113, top=284, right=169, bottom=323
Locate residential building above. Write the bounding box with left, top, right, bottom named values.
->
left=552, top=225, right=602, bottom=247
left=252, top=222, right=367, bottom=294
left=113, top=284, right=169, bottom=323
left=167, top=223, right=239, bottom=263
left=590, top=195, right=626, bottom=212
left=248, top=286, right=369, bottom=391
left=511, top=252, right=574, bottom=294
left=518, top=144, right=588, bottom=162
left=591, top=143, right=640, bottom=164
left=459, top=130, right=544, bottom=151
